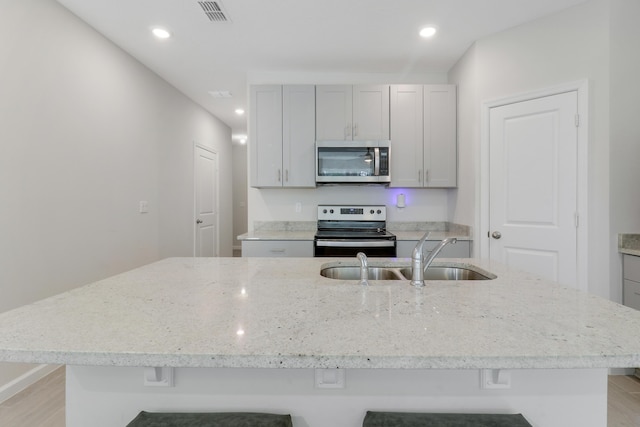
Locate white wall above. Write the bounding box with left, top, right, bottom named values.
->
left=246, top=71, right=454, bottom=229
left=0, top=0, right=231, bottom=389
left=448, top=0, right=612, bottom=297
left=233, top=143, right=248, bottom=246
left=609, top=0, right=640, bottom=303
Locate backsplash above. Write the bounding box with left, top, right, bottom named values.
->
left=253, top=221, right=471, bottom=234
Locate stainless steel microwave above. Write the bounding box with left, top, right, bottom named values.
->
left=315, top=141, right=391, bottom=184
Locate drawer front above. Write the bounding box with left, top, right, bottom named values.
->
left=624, top=279, right=640, bottom=311
left=242, top=241, right=313, bottom=257
left=624, top=255, right=640, bottom=281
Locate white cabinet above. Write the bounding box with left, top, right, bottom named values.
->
left=396, top=240, right=471, bottom=258
left=250, top=85, right=316, bottom=188
left=316, top=85, right=389, bottom=141
left=390, top=84, right=457, bottom=188
left=623, top=255, right=640, bottom=310
left=389, top=85, right=423, bottom=187
left=242, top=240, right=313, bottom=257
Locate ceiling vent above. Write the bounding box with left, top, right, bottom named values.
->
left=198, top=1, right=231, bottom=22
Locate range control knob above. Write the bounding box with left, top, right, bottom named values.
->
left=370, top=209, right=375, bottom=214
left=322, top=209, right=327, bottom=214
left=329, top=209, right=334, bottom=214
left=377, top=209, right=382, bottom=214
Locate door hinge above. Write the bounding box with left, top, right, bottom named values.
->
left=575, top=114, right=580, bottom=127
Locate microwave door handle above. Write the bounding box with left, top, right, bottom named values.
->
left=374, top=147, right=380, bottom=176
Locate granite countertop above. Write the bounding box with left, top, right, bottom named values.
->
left=238, top=221, right=473, bottom=241
left=1, top=257, right=640, bottom=370
left=619, top=234, right=640, bottom=256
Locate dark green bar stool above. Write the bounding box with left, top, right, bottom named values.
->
left=362, top=411, right=533, bottom=427
left=126, top=411, right=293, bottom=427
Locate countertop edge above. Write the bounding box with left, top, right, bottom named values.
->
left=2, top=350, right=635, bottom=370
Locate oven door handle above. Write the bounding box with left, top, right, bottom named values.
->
left=315, top=240, right=396, bottom=248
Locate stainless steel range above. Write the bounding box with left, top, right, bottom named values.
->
left=314, top=205, right=397, bottom=257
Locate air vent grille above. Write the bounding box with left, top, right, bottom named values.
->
left=198, top=1, right=231, bottom=22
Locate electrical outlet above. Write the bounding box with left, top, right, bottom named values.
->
left=315, top=368, right=345, bottom=389
left=480, top=369, right=511, bottom=389
left=295, top=202, right=302, bottom=213
left=139, top=201, right=149, bottom=213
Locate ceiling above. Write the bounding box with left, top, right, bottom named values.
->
left=56, top=0, right=589, bottom=140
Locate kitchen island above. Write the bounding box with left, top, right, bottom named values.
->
left=1, top=257, right=640, bottom=426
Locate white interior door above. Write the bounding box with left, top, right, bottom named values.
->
left=195, top=146, right=218, bottom=257
left=489, top=91, right=578, bottom=287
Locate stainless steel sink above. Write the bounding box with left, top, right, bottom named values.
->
left=320, top=264, right=495, bottom=281
left=398, top=267, right=493, bottom=281
left=320, top=266, right=405, bottom=280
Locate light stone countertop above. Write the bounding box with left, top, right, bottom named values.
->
left=237, top=221, right=473, bottom=242
left=1, top=257, right=640, bottom=370
left=619, top=234, right=640, bottom=257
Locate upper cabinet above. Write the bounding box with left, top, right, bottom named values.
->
left=316, top=85, right=390, bottom=141
left=250, top=85, right=316, bottom=188
left=390, top=84, right=457, bottom=188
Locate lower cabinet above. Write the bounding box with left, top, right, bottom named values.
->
left=242, top=240, right=313, bottom=257
left=623, top=254, right=640, bottom=310
left=396, top=240, right=471, bottom=259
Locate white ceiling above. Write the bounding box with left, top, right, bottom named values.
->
left=56, top=0, right=589, bottom=139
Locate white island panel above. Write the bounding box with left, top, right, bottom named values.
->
left=67, top=366, right=606, bottom=427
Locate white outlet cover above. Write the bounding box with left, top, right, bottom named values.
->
left=315, top=368, right=345, bottom=389
left=480, top=369, right=511, bottom=389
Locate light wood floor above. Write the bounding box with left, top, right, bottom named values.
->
left=0, top=369, right=639, bottom=426
left=0, top=366, right=65, bottom=427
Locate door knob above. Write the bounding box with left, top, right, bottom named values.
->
left=196, top=219, right=203, bottom=224
left=491, top=231, right=502, bottom=239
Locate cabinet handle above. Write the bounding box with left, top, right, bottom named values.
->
left=354, top=123, right=358, bottom=137
left=285, top=169, right=289, bottom=182
left=346, top=123, right=352, bottom=137
left=418, top=170, right=422, bottom=183
left=425, top=169, right=429, bottom=183
left=269, top=248, right=286, bottom=254
left=277, top=169, right=281, bottom=182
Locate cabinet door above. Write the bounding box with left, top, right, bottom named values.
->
left=283, top=85, right=316, bottom=187
left=353, top=85, right=390, bottom=140
left=390, top=85, right=423, bottom=187
left=316, top=85, right=352, bottom=140
left=250, top=85, right=283, bottom=187
left=242, top=240, right=314, bottom=257
left=424, top=85, right=457, bottom=188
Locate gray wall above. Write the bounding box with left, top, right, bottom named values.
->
left=449, top=0, right=628, bottom=300
left=233, top=143, right=248, bottom=247
left=609, top=0, right=640, bottom=302
left=0, top=0, right=232, bottom=388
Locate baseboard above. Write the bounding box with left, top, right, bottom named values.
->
left=0, top=364, right=61, bottom=404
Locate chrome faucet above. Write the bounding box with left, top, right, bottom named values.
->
left=356, top=252, right=369, bottom=286
left=410, top=233, right=457, bottom=287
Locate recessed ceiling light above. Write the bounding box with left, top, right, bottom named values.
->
left=419, top=26, right=437, bottom=38
left=235, top=108, right=245, bottom=115
left=151, top=27, right=171, bottom=39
